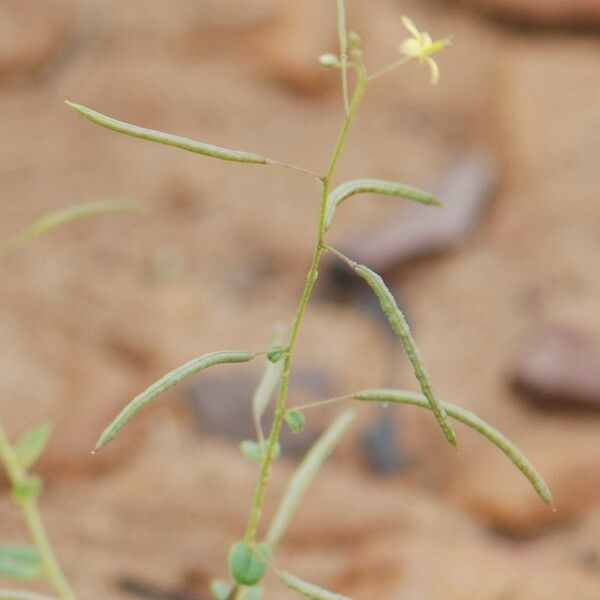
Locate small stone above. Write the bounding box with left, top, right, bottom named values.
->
left=512, top=326, right=600, bottom=411
left=361, top=413, right=406, bottom=475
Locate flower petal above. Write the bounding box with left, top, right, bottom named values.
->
left=401, top=15, right=421, bottom=39
left=426, top=57, right=440, bottom=85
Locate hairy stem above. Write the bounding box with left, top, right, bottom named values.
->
left=243, top=60, right=367, bottom=545
left=0, top=421, right=76, bottom=600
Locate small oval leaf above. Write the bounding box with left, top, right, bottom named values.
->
left=0, top=545, right=42, bottom=581
left=240, top=441, right=281, bottom=463
left=240, top=440, right=263, bottom=462
left=355, top=389, right=553, bottom=506
left=228, top=543, right=270, bottom=586
left=15, top=423, right=53, bottom=470
left=353, top=264, right=457, bottom=447
left=66, top=102, right=268, bottom=165
left=277, top=571, right=352, bottom=600
left=284, top=410, right=306, bottom=433
left=210, top=579, right=233, bottom=600
left=242, top=588, right=263, bottom=600
left=96, top=350, right=255, bottom=449
left=266, top=346, right=287, bottom=364
left=324, top=178, right=440, bottom=231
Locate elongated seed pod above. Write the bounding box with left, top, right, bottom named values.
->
left=96, top=351, right=255, bottom=449
left=266, top=411, right=355, bottom=549
left=1, top=201, right=137, bottom=258
left=277, top=572, right=352, bottom=600
left=22, top=201, right=138, bottom=240
left=66, top=102, right=268, bottom=165
left=324, top=178, right=440, bottom=231
left=353, top=264, right=457, bottom=446
left=355, top=389, right=553, bottom=505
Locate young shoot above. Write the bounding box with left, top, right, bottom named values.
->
left=60, top=3, right=550, bottom=599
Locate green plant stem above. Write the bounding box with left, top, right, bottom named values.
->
left=0, top=421, right=76, bottom=600
left=243, top=61, right=368, bottom=545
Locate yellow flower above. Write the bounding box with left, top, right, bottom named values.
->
left=399, top=15, right=452, bottom=85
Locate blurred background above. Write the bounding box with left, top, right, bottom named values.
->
left=1, top=0, right=600, bottom=598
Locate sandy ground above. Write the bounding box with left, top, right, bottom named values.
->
left=1, top=0, right=600, bottom=598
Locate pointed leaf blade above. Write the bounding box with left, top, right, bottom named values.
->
left=266, top=411, right=355, bottom=549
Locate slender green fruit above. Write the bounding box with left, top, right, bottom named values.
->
left=355, top=389, right=553, bottom=505
left=324, top=178, right=440, bottom=231
left=353, top=264, right=457, bottom=447
left=1, top=201, right=137, bottom=258
left=266, top=411, right=355, bottom=549
left=65, top=102, right=268, bottom=164
left=96, top=350, right=255, bottom=449
left=277, top=571, right=352, bottom=600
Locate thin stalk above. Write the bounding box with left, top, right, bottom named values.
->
left=323, top=244, right=356, bottom=269
left=335, top=0, right=350, bottom=115
left=367, top=56, right=411, bottom=81
left=0, top=422, right=76, bottom=600
left=265, top=159, right=324, bottom=181
left=243, top=60, right=368, bottom=544
left=290, top=394, right=353, bottom=413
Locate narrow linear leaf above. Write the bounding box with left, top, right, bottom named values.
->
left=96, top=350, right=255, bottom=449
left=325, top=178, right=440, bottom=231
left=266, top=410, right=355, bottom=549
left=353, top=264, right=457, bottom=446
left=1, top=201, right=138, bottom=258
left=0, top=592, right=57, bottom=600
left=355, top=389, right=553, bottom=505
left=66, top=102, right=268, bottom=165
left=252, top=355, right=284, bottom=424
left=0, top=546, right=42, bottom=581
left=277, top=571, right=352, bottom=600
left=15, top=423, right=53, bottom=470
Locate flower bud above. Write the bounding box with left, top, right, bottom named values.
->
left=318, top=53, right=340, bottom=69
